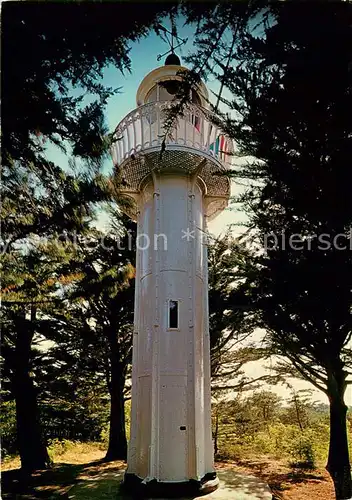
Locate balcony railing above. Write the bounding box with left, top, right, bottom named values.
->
left=112, top=101, right=232, bottom=168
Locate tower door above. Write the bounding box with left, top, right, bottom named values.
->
left=159, top=382, right=188, bottom=481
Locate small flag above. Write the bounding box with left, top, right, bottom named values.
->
left=209, top=135, right=228, bottom=161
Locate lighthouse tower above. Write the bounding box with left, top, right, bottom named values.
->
left=112, top=53, right=231, bottom=496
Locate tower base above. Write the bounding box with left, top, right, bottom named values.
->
left=123, top=472, right=219, bottom=498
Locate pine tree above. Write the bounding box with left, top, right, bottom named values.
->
left=2, top=1, right=174, bottom=472
left=189, top=3, right=352, bottom=497
left=50, top=213, right=137, bottom=461
left=164, top=2, right=352, bottom=496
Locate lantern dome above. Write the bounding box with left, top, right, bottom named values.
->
left=165, top=52, right=181, bottom=66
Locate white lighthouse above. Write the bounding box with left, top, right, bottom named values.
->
left=112, top=53, right=231, bottom=496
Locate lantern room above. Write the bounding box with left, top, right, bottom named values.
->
left=111, top=55, right=232, bottom=222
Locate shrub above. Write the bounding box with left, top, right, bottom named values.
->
left=289, top=434, right=316, bottom=469
left=216, top=421, right=330, bottom=467
left=0, top=400, right=18, bottom=457
left=100, top=425, right=109, bottom=444
left=47, top=438, right=75, bottom=459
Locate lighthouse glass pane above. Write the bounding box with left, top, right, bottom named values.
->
left=159, top=84, right=177, bottom=101
left=191, top=89, right=201, bottom=106
left=190, top=90, right=201, bottom=130
left=169, top=300, right=179, bottom=329
left=145, top=86, right=157, bottom=103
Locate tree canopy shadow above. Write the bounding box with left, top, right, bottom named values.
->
left=1, top=459, right=123, bottom=500
left=231, top=458, right=329, bottom=499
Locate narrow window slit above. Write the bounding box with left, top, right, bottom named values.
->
left=169, top=300, right=179, bottom=329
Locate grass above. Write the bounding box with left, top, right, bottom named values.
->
left=1, top=442, right=111, bottom=500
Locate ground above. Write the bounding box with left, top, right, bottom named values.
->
left=227, top=459, right=335, bottom=499
left=1, top=445, right=335, bottom=500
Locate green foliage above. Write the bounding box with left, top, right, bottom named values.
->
left=215, top=411, right=328, bottom=469
left=207, top=233, right=271, bottom=396
left=47, top=438, right=75, bottom=460
left=208, top=232, right=256, bottom=371
left=40, top=387, right=110, bottom=443
left=213, top=390, right=352, bottom=470
left=2, top=2, right=174, bottom=167
left=185, top=2, right=352, bottom=495
left=289, top=432, right=317, bottom=469
left=0, top=400, right=17, bottom=457
left=218, top=423, right=324, bottom=469
left=47, top=439, right=105, bottom=461
left=100, top=400, right=131, bottom=445
left=125, top=400, right=131, bottom=442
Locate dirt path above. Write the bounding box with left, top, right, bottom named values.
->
left=219, top=459, right=335, bottom=500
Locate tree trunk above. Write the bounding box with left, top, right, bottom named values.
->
left=293, top=393, right=304, bottom=432
left=213, top=408, right=219, bottom=456
left=105, top=333, right=127, bottom=461
left=326, top=370, right=352, bottom=500
left=14, top=314, right=51, bottom=472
